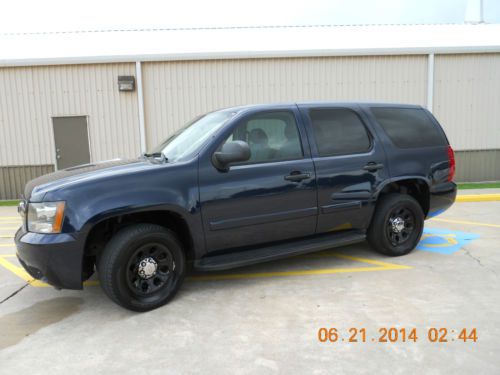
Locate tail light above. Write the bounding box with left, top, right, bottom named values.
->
left=447, top=145, right=455, bottom=182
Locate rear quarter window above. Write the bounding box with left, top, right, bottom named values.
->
left=370, top=107, right=447, bottom=148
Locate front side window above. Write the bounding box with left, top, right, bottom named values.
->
left=309, top=108, right=371, bottom=156
left=223, top=111, right=303, bottom=164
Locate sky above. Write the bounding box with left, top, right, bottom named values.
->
left=0, top=0, right=499, bottom=34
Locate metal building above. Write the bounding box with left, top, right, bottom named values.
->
left=1, top=24, right=500, bottom=199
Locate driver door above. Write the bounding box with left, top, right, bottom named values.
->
left=199, top=107, right=318, bottom=252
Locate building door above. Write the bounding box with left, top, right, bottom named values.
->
left=52, top=116, right=91, bottom=170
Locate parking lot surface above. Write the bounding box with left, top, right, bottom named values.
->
left=0, top=193, right=499, bottom=374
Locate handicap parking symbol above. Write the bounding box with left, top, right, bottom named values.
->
left=416, top=227, right=480, bottom=255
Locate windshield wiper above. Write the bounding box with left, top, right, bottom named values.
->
left=142, top=152, right=168, bottom=163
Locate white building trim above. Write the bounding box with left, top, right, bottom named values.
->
left=427, top=53, right=435, bottom=112
left=135, top=61, right=147, bottom=154
left=2, top=46, right=500, bottom=68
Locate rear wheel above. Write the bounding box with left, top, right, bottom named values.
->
left=367, top=193, right=424, bottom=256
left=98, top=223, right=186, bottom=312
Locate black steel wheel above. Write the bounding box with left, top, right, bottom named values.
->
left=385, top=206, right=416, bottom=246
left=126, top=242, right=175, bottom=297
left=367, top=193, right=424, bottom=256
left=98, top=224, right=186, bottom=312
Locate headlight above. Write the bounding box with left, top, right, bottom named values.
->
left=27, top=202, right=66, bottom=234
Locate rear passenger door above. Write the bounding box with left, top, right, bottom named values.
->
left=299, top=104, right=389, bottom=233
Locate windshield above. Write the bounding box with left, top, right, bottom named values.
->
left=150, top=110, right=237, bottom=162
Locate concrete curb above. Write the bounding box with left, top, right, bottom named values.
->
left=456, top=194, right=500, bottom=202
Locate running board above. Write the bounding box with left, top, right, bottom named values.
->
left=194, top=231, right=366, bottom=271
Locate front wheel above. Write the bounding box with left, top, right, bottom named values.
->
left=367, top=193, right=424, bottom=256
left=98, top=223, right=186, bottom=312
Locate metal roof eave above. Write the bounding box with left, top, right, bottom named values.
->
left=1, top=45, right=500, bottom=68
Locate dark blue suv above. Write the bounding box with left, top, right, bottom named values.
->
left=15, top=102, right=456, bottom=311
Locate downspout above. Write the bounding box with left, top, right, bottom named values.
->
left=427, top=53, right=434, bottom=112
left=136, top=61, right=147, bottom=154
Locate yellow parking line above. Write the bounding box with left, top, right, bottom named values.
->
left=189, top=265, right=408, bottom=281
left=328, top=253, right=411, bottom=268
left=0, top=244, right=15, bottom=247
left=0, top=217, right=20, bottom=220
left=456, top=194, right=500, bottom=202
left=0, top=255, right=98, bottom=287
left=0, top=235, right=13, bottom=239
left=0, top=252, right=411, bottom=286
left=189, top=253, right=411, bottom=281
left=430, top=217, right=500, bottom=228
left=0, top=227, right=19, bottom=230
left=0, top=256, right=47, bottom=287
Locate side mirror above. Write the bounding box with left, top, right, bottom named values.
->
left=212, top=140, right=251, bottom=171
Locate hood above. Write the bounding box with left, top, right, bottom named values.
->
left=25, top=158, right=156, bottom=200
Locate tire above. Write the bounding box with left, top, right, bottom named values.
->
left=367, top=193, right=424, bottom=257
left=98, top=223, right=186, bottom=312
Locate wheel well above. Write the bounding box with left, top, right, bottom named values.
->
left=377, top=179, right=430, bottom=216
left=83, top=210, right=194, bottom=275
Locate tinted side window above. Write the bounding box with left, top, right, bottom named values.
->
left=309, top=109, right=371, bottom=156
left=371, top=107, right=447, bottom=148
left=223, top=111, right=303, bottom=163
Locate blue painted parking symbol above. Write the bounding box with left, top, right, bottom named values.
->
left=416, top=227, right=480, bottom=255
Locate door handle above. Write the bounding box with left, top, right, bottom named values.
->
left=363, top=162, right=384, bottom=172
left=284, top=171, right=311, bottom=182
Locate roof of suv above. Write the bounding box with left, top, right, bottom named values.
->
left=218, top=101, right=424, bottom=113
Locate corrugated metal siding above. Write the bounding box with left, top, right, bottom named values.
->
left=142, top=55, right=428, bottom=148
left=0, top=63, right=141, bottom=166
left=433, top=53, right=500, bottom=151
left=0, top=165, right=54, bottom=199
left=1, top=54, right=498, bottom=188
left=455, top=149, right=500, bottom=182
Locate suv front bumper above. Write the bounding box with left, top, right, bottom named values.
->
left=15, top=227, right=85, bottom=290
